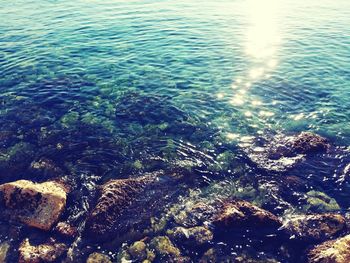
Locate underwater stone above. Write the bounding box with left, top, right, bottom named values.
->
left=167, top=226, right=213, bottom=246
left=304, top=190, right=340, bottom=213
left=18, top=238, right=67, bottom=263
left=85, top=174, right=157, bottom=237
left=149, top=236, right=183, bottom=262
left=282, top=213, right=346, bottom=242
left=60, top=111, right=79, bottom=128
left=0, top=142, right=35, bottom=179
left=0, top=241, right=10, bottom=263
left=86, top=252, right=112, bottom=263
left=128, top=241, right=147, bottom=261
left=308, top=234, right=350, bottom=263
left=114, top=92, right=186, bottom=125
left=246, top=132, right=329, bottom=172
left=0, top=180, right=67, bottom=231
left=212, top=199, right=281, bottom=230
left=199, top=248, right=217, bottom=263
left=29, top=158, right=64, bottom=178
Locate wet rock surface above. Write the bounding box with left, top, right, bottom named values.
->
left=308, top=234, right=350, bottom=263
left=18, top=238, right=67, bottom=263
left=149, top=236, right=186, bottom=262
left=54, top=222, right=78, bottom=238
left=85, top=174, right=158, bottom=237
left=282, top=213, right=346, bottom=242
left=246, top=132, right=330, bottom=172
left=0, top=180, right=67, bottom=230
left=212, top=199, right=282, bottom=230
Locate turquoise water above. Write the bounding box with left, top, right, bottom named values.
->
left=1, top=0, right=350, bottom=262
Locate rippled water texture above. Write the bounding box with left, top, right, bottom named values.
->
left=0, top=0, right=350, bottom=262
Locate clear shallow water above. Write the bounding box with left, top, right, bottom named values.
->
left=0, top=0, right=350, bottom=262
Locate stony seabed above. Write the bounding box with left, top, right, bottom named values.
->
left=0, top=76, right=350, bottom=263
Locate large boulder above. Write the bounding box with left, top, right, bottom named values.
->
left=0, top=180, right=67, bottom=230
left=85, top=175, right=156, bottom=237
left=308, top=234, right=350, bottom=263
left=282, top=213, right=346, bottom=242
left=18, top=238, right=67, bottom=263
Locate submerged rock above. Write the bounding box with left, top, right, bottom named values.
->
left=128, top=241, right=148, bottom=261
left=19, top=238, right=67, bottom=263
left=212, top=199, right=282, bottom=230
left=303, top=191, right=340, bottom=213
left=85, top=174, right=157, bottom=237
left=246, top=132, right=329, bottom=172
left=115, top=92, right=186, bottom=125
left=149, top=236, right=186, bottom=262
left=86, top=252, right=112, bottom=263
left=308, top=234, right=350, bottom=263
left=282, top=213, right=346, bottom=242
left=167, top=226, right=213, bottom=246
left=0, top=241, right=10, bottom=263
left=29, top=158, right=64, bottom=178
left=0, top=180, right=67, bottom=230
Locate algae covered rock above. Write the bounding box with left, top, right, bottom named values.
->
left=282, top=213, right=346, bottom=242
left=0, top=180, right=67, bottom=230
left=167, top=226, right=213, bottom=246
left=303, top=191, right=340, bottom=213
left=85, top=175, right=156, bottom=237
left=212, top=199, right=281, bottom=230
left=86, top=252, right=112, bottom=263
left=128, top=241, right=147, bottom=261
left=18, top=238, right=67, bottom=263
left=149, top=236, right=185, bottom=262
left=308, top=234, right=350, bottom=263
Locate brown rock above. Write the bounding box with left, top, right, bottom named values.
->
left=212, top=200, right=281, bottom=229
left=247, top=132, right=329, bottom=172
left=308, top=234, right=350, bottom=263
left=19, top=238, right=67, bottom=263
left=287, top=132, right=329, bottom=155
left=282, top=213, right=346, bottom=242
left=85, top=175, right=156, bottom=236
left=0, top=180, right=67, bottom=231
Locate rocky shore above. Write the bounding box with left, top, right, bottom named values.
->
left=0, top=98, right=349, bottom=263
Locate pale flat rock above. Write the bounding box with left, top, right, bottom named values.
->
left=0, top=180, right=67, bottom=230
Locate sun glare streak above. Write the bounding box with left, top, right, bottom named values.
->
left=245, top=0, right=281, bottom=59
